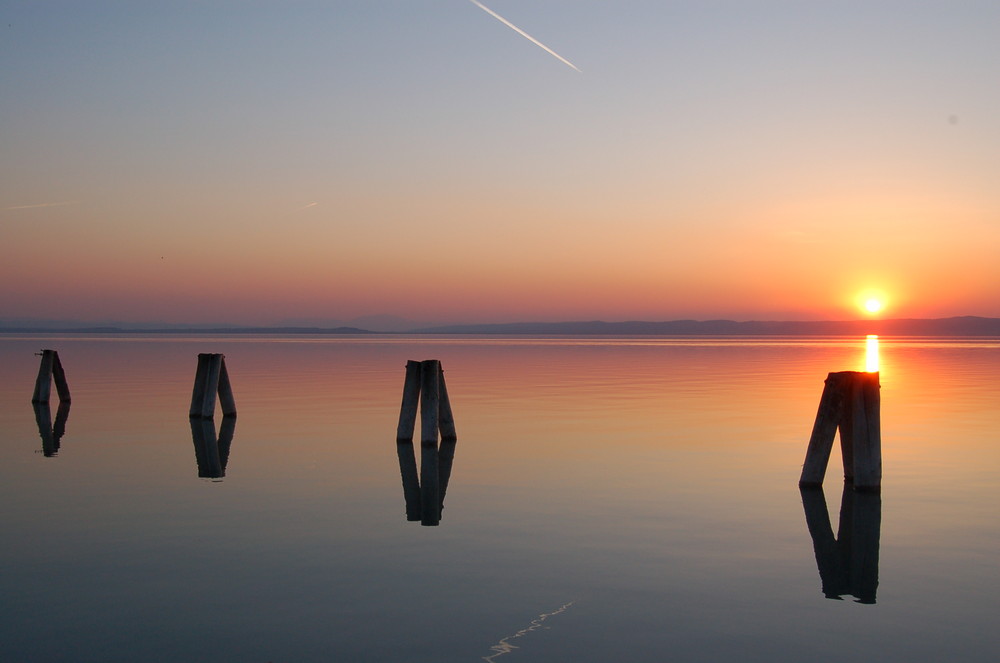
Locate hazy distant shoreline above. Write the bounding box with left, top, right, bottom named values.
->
left=2, top=316, right=1000, bottom=337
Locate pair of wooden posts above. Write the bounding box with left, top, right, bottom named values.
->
left=31, top=350, right=72, bottom=457
left=799, top=371, right=882, bottom=491
left=189, top=353, right=238, bottom=479
left=396, top=360, right=457, bottom=526
left=32, top=349, right=71, bottom=405
left=189, top=353, right=237, bottom=419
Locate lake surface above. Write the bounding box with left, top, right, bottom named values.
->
left=1, top=334, right=998, bottom=662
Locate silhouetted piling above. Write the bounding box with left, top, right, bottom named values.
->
left=800, top=371, right=881, bottom=491
left=31, top=349, right=71, bottom=404
left=396, top=360, right=421, bottom=442
left=395, top=359, right=458, bottom=526
left=189, top=354, right=237, bottom=419
left=439, top=368, right=457, bottom=442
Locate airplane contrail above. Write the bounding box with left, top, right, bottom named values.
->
left=468, top=0, right=580, bottom=72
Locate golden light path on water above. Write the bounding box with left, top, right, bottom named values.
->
left=866, top=334, right=879, bottom=372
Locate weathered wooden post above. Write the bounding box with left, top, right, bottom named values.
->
left=799, top=371, right=881, bottom=491
left=419, top=359, right=442, bottom=525
left=31, top=349, right=71, bottom=404
left=395, top=359, right=458, bottom=526
left=396, top=360, right=421, bottom=442
left=396, top=360, right=423, bottom=520
left=189, top=353, right=237, bottom=419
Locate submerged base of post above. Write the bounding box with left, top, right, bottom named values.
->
left=799, top=371, right=881, bottom=492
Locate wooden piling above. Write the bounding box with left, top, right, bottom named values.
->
left=395, top=359, right=458, bottom=526
left=419, top=360, right=441, bottom=525
left=189, top=354, right=210, bottom=417
left=32, top=351, right=54, bottom=403
left=189, top=353, right=236, bottom=419
left=419, top=359, right=441, bottom=446
left=396, top=360, right=421, bottom=442
left=852, top=372, right=882, bottom=491
left=200, top=354, right=223, bottom=418
left=439, top=367, right=457, bottom=442
left=217, top=360, right=237, bottom=417
left=32, top=349, right=70, bottom=404
left=51, top=352, right=71, bottom=403
left=799, top=371, right=881, bottom=491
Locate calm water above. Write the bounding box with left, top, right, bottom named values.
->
left=1, top=335, right=998, bottom=662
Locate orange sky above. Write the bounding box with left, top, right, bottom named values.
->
left=3, top=2, right=999, bottom=326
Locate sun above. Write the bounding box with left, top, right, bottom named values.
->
left=855, top=289, right=888, bottom=316
left=864, top=298, right=883, bottom=314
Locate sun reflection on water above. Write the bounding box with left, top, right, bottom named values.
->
left=865, top=335, right=879, bottom=372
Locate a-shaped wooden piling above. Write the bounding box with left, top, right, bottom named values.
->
left=396, top=359, right=458, bottom=526
left=189, top=353, right=237, bottom=419
left=31, top=349, right=71, bottom=404
left=799, top=371, right=881, bottom=491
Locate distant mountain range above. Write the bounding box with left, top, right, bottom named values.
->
left=411, top=316, right=1000, bottom=336
left=2, top=316, right=1000, bottom=336
left=0, top=325, right=376, bottom=335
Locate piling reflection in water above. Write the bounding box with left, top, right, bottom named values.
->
left=800, top=482, right=881, bottom=604
left=397, top=437, right=458, bottom=525
left=190, top=415, right=237, bottom=480
left=32, top=401, right=71, bottom=457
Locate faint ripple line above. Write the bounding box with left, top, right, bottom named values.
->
left=482, top=601, right=575, bottom=662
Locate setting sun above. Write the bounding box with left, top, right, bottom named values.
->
left=864, top=298, right=883, bottom=314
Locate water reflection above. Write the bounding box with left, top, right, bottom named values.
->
left=396, top=437, right=458, bottom=526
left=865, top=335, right=879, bottom=372
left=800, top=483, right=881, bottom=603
left=190, top=416, right=237, bottom=480
left=32, top=401, right=71, bottom=457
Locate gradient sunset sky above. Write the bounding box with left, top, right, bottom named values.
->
left=3, top=1, right=998, bottom=326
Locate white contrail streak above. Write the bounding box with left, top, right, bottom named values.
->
left=5, top=200, right=81, bottom=210
left=468, top=0, right=580, bottom=72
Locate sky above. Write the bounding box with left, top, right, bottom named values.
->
left=2, top=1, right=999, bottom=327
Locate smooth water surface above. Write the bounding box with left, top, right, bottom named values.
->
left=1, top=335, right=998, bottom=662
